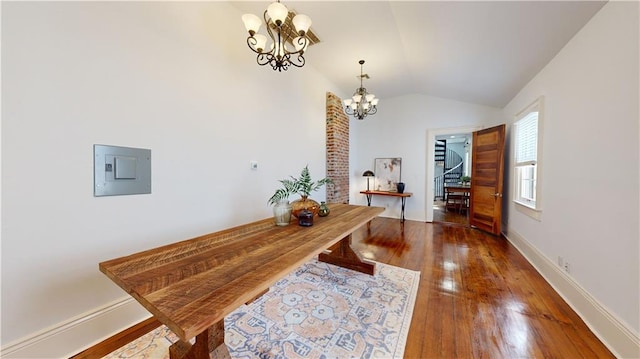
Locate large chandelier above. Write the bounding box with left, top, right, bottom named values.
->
left=344, top=60, right=379, bottom=120
left=241, top=1, right=313, bottom=72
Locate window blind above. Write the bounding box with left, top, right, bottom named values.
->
left=515, top=111, right=538, bottom=164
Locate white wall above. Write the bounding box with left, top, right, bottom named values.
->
left=1, top=2, right=335, bottom=356
left=350, top=94, right=501, bottom=221
left=502, top=1, right=639, bottom=355
left=4, top=1, right=638, bottom=357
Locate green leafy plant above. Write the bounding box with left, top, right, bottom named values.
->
left=461, top=176, right=471, bottom=184
left=268, top=165, right=333, bottom=206
left=267, top=180, right=297, bottom=206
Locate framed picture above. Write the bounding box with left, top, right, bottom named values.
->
left=374, top=157, right=402, bottom=192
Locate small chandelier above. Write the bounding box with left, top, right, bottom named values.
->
left=344, top=60, right=379, bottom=120
left=241, top=1, right=312, bottom=72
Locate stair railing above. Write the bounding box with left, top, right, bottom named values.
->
left=434, top=148, right=464, bottom=200
left=434, top=161, right=464, bottom=200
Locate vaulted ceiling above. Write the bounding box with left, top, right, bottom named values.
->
left=233, top=1, right=606, bottom=108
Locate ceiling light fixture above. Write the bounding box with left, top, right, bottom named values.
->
left=241, top=1, right=313, bottom=72
left=344, top=60, right=379, bottom=120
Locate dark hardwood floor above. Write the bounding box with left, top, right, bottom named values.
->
left=74, top=217, right=614, bottom=358
left=351, top=218, right=614, bottom=358
left=433, top=199, right=469, bottom=226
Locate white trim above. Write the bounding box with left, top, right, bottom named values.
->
left=503, top=227, right=640, bottom=358
left=425, top=125, right=482, bottom=222
left=511, top=96, right=544, bottom=217
left=0, top=296, right=151, bottom=358
left=514, top=201, right=542, bottom=221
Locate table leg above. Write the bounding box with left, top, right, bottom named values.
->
left=401, top=197, right=406, bottom=222
left=366, top=194, right=372, bottom=206
left=318, top=235, right=376, bottom=275
left=169, top=320, right=230, bottom=359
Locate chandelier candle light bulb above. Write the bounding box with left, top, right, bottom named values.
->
left=253, top=34, right=267, bottom=52
left=241, top=14, right=262, bottom=35
left=242, top=1, right=313, bottom=72
left=292, top=15, right=312, bottom=35
left=267, top=2, right=288, bottom=25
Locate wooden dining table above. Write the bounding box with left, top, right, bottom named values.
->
left=99, top=203, right=384, bottom=359
left=444, top=183, right=471, bottom=193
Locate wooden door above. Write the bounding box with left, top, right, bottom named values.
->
left=469, top=124, right=506, bottom=235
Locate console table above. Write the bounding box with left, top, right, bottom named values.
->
left=99, top=204, right=384, bottom=359
left=360, top=190, right=412, bottom=222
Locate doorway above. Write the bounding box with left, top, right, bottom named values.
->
left=425, top=126, right=482, bottom=223
left=433, top=133, right=471, bottom=225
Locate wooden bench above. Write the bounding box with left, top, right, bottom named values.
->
left=99, top=204, right=384, bottom=359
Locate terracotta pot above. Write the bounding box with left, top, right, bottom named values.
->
left=291, top=196, right=320, bottom=218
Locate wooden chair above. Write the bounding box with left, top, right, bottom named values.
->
left=445, top=192, right=465, bottom=213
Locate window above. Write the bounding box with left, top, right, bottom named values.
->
left=513, top=97, right=543, bottom=219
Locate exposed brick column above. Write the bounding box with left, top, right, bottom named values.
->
left=326, top=92, right=349, bottom=204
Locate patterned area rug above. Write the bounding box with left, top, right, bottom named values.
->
left=103, top=259, right=420, bottom=359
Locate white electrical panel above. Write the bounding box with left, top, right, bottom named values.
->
left=94, top=144, right=151, bottom=197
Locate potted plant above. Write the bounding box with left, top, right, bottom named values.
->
left=460, top=176, right=471, bottom=185
left=268, top=165, right=332, bottom=219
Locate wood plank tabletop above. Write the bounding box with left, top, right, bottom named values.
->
left=359, top=190, right=413, bottom=197
left=99, top=203, right=384, bottom=342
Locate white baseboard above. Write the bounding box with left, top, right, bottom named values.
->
left=504, top=227, right=640, bottom=359
left=1, top=296, right=151, bottom=358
